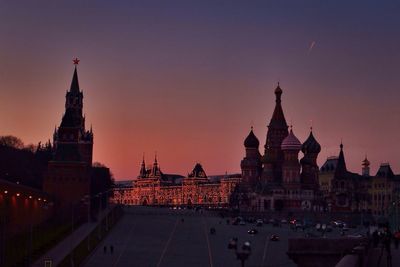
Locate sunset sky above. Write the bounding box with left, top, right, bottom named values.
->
left=0, top=1, right=399, bottom=180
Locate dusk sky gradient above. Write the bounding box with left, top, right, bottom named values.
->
left=1, top=1, right=400, bottom=180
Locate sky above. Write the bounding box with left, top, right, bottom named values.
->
left=0, top=1, right=399, bottom=180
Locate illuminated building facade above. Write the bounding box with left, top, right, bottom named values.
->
left=113, top=159, right=240, bottom=206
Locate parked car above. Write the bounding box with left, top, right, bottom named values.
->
left=247, top=217, right=256, bottom=223
left=228, top=237, right=238, bottom=249
left=242, top=241, right=251, bottom=252
left=321, top=224, right=327, bottom=231
left=273, top=220, right=280, bottom=227
left=256, top=219, right=263, bottom=227
left=239, top=220, right=246, bottom=226
left=326, top=225, right=333, bottom=232
left=315, top=223, right=321, bottom=231
left=248, top=229, right=258, bottom=235
left=270, top=235, right=280, bottom=241
left=281, top=219, right=288, bottom=224
left=331, top=220, right=345, bottom=228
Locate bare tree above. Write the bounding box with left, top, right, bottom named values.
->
left=0, top=135, right=24, bottom=149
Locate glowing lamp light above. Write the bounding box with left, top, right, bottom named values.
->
left=4, top=190, right=7, bottom=194
left=16, top=193, right=20, bottom=197
left=29, top=195, right=32, bottom=199
left=44, top=199, right=47, bottom=202
left=38, top=198, right=41, bottom=201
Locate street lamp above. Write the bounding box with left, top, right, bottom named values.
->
left=228, top=238, right=251, bottom=267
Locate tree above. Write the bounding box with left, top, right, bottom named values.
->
left=0, top=135, right=24, bottom=149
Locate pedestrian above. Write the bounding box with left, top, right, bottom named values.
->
left=394, top=230, right=400, bottom=249
left=383, top=228, right=393, bottom=266
left=110, top=245, right=114, bottom=254
left=373, top=230, right=379, bottom=248
left=103, top=245, right=107, bottom=254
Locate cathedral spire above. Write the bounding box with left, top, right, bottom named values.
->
left=269, top=83, right=288, bottom=129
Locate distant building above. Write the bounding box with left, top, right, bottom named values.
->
left=369, top=163, right=400, bottom=217
left=327, top=144, right=371, bottom=212
left=113, top=158, right=240, bottom=206
left=319, top=156, right=338, bottom=198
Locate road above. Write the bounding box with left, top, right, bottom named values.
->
left=83, top=206, right=364, bottom=267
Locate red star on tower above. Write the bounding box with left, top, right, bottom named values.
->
left=73, top=57, right=80, bottom=65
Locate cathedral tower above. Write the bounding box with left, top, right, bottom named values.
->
left=281, top=127, right=302, bottom=189
left=240, top=127, right=262, bottom=185
left=261, top=84, right=289, bottom=185
left=300, top=129, right=321, bottom=190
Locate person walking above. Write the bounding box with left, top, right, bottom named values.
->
left=103, top=245, right=107, bottom=254
left=110, top=245, right=114, bottom=254
left=383, top=228, right=393, bottom=267
left=394, top=230, right=400, bottom=249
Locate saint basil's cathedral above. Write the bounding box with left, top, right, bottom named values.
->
left=239, top=84, right=323, bottom=212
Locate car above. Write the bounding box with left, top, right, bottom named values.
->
left=315, top=223, right=321, bottom=231
left=270, top=235, right=280, bottom=241
left=247, top=217, right=256, bottom=223
left=228, top=238, right=238, bottom=249
left=281, top=219, right=288, bottom=224
left=332, top=220, right=345, bottom=228
left=347, top=223, right=357, bottom=229
left=232, top=217, right=243, bottom=225
left=239, top=221, right=246, bottom=226
left=256, top=219, right=263, bottom=227
left=248, top=229, right=258, bottom=235
left=305, top=232, right=319, bottom=238
left=342, top=224, right=350, bottom=231
left=326, top=225, right=333, bottom=232
left=295, top=223, right=304, bottom=229
left=347, top=233, right=364, bottom=238
left=242, top=241, right=251, bottom=251
left=268, top=218, right=276, bottom=224
left=321, top=224, right=327, bottom=231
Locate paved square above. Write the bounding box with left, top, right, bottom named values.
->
left=83, top=207, right=302, bottom=267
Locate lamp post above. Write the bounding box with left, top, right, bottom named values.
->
left=228, top=238, right=251, bottom=267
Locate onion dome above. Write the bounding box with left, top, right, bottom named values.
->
left=301, top=129, right=321, bottom=154
left=244, top=127, right=259, bottom=148
left=275, top=82, right=282, bottom=95
left=281, top=128, right=301, bottom=150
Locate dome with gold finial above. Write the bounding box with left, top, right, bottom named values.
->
left=244, top=127, right=260, bottom=148
left=281, top=127, right=301, bottom=150
left=301, top=128, right=321, bottom=154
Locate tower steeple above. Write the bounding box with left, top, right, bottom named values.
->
left=70, top=65, right=80, bottom=94
left=362, top=155, right=370, bottom=176
left=335, top=142, right=347, bottom=177
left=261, top=83, right=289, bottom=185
left=139, top=154, right=147, bottom=178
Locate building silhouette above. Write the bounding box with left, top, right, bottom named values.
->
left=44, top=64, right=93, bottom=209
left=238, top=84, right=322, bottom=212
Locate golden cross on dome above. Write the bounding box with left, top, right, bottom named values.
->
left=73, top=57, right=80, bottom=65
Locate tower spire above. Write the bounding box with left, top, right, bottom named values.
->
left=70, top=58, right=80, bottom=93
